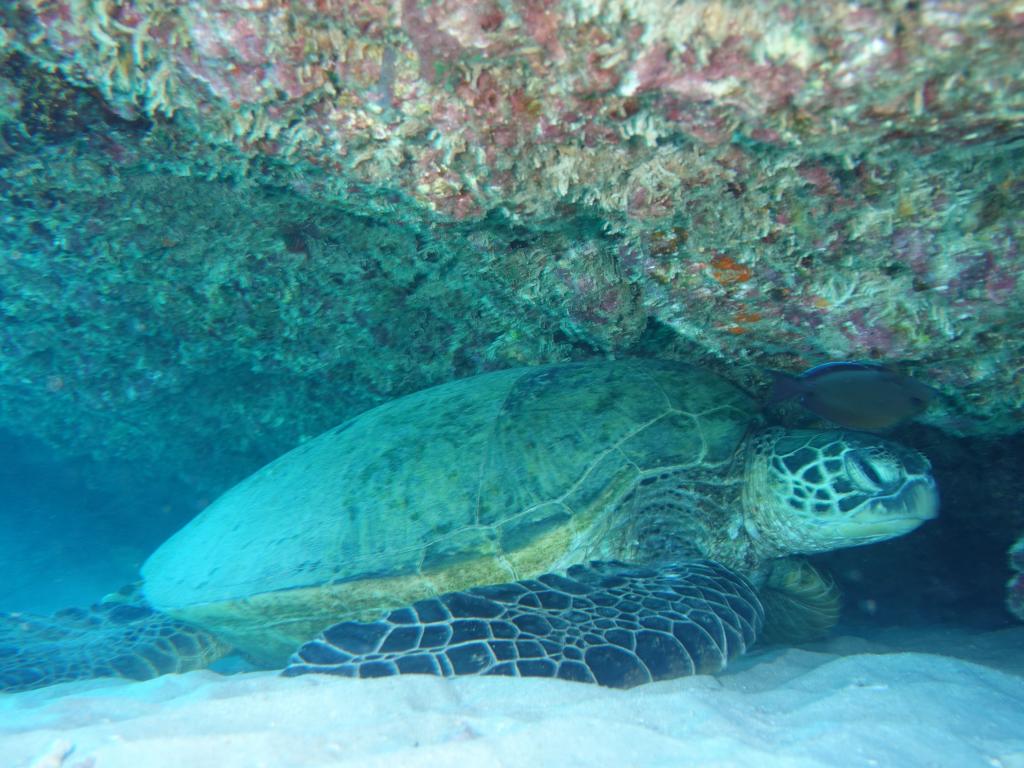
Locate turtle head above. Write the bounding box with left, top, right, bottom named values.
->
left=742, top=428, right=938, bottom=557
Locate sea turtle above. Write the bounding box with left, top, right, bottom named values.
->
left=0, top=359, right=939, bottom=691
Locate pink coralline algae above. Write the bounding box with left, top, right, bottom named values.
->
left=629, top=37, right=805, bottom=116
left=9, top=0, right=1019, bottom=212
left=840, top=309, right=899, bottom=358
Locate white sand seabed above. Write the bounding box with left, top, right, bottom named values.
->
left=3, top=626, right=1023, bottom=768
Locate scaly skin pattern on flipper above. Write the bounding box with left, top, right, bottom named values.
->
left=285, top=561, right=763, bottom=689
left=755, top=558, right=840, bottom=645
left=0, top=602, right=229, bottom=693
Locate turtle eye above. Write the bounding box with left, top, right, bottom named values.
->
left=846, top=452, right=893, bottom=493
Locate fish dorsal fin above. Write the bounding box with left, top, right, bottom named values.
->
left=799, top=361, right=891, bottom=380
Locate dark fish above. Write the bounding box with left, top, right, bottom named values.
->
left=767, top=361, right=936, bottom=431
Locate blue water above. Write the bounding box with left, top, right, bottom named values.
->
left=0, top=429, right=200, bottom=614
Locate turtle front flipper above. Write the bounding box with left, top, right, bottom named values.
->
left=0, top=602, right=231, bottom=693
left=284, top=560, right=763, bottom=689
left=756, top=557, right=841, bottom=645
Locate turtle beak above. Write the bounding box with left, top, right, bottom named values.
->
left=841, top=477, right=939, bottom=541
left=901, top=478, right=939, bottom=521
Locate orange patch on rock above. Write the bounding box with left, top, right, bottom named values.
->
left=710, top=254, right=751, bottom=284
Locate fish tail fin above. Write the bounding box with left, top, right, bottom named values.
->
left=765, top=370, right=804, bottom=405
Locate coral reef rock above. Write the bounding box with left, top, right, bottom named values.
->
left=1009, top=537, right=1024, bottom=622
left=0, top=2, right=1022, bottom=501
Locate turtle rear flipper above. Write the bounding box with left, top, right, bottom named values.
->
left=284, top=560, right=764, bottom=689
left=0, top=602, right=230, bottom=693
